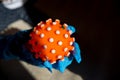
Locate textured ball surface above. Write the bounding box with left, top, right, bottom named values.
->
left=28, top=19, right=75, bottom=64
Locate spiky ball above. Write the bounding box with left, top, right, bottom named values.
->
left=28, top=19, right=75, bottom=64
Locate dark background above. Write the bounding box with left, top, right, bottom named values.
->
left=0, top=0, right=119, bottom=80
left=34, top=0, right=119, bottom=80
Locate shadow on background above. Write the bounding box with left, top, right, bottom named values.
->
left=0, top=60, right=35, bottom=80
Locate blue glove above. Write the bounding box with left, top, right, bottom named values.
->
left=0, top=25, right=81, bottom=73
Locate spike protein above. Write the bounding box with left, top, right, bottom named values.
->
left=26, top=18, right=81, bottom=72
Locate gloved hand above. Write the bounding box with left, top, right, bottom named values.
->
left=0, top=19, right=81, bottom=73
left=0, top=29, right=32, bottom=60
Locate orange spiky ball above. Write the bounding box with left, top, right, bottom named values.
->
left=28, top=19, right=75, bottom=64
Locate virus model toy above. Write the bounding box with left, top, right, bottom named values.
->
left=26, top=18, right=81, bottom=72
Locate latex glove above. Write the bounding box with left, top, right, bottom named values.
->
left=0, top=20, right=81, bottom=73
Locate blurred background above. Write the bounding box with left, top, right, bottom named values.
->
left=0, top=0, right=119, bottom=80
